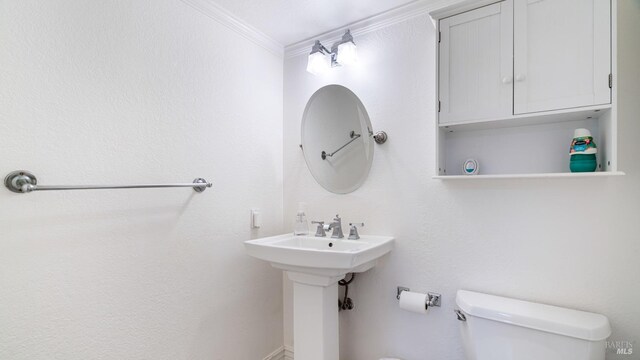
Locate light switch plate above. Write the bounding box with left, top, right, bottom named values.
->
left=251, top=209, right=262, bottom=228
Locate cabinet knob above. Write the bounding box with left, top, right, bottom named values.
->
left=515, top=74, right=527, bottom=82
left=501, top=76, right=513, bottom=84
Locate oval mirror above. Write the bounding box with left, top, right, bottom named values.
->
left=301, top=85, right=374, bottom=194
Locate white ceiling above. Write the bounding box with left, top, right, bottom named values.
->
left=210, top=0, right=421, bottom=46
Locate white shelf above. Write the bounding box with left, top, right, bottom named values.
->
left=433, top=171, right=626, bottom=180
left=439, top=104, right=612, bottom=132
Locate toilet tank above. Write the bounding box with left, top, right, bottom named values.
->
left=456, top=290, right=611, bottom=360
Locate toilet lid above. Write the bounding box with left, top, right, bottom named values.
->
left=456, top=290, right=611, bottom=341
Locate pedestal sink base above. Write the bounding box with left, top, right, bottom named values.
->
left=292, top=276, right=339, bottom=360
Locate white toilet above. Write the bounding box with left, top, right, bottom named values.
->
left=456, top=290, right=611, bottom=360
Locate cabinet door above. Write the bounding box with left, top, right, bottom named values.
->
left=439, top=0, right=513, bottom=124
left=513, top=0, right=611, bottom=114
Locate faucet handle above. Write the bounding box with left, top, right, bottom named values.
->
left=311, top=221, right=326, bottom=237
left=348, top=223, right=364, bottom=240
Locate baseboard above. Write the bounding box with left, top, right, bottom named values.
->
left=262, top=346, right=285, bottom=360
left=284, top=345, right=294, bottom=360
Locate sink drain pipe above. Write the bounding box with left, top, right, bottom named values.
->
left=338, top=273, right=355, bottom=311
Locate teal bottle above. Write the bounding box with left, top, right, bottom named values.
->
left=569, top=129, right=597, bottom=172
left=570, top=154, right=597, bottom=172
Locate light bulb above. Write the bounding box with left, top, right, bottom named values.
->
left=306, top=51, right=330, bottom=76
left=337, top=41, right=357, bottom=66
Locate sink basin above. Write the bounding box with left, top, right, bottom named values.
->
left=244, top=234, right=395, bottom=277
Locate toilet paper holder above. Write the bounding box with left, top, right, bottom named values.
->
left=397, top=286, right=441, bottom=308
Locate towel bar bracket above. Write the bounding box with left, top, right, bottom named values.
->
left=5, top=170, right=37, bottom=193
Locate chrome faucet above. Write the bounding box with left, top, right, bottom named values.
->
left=311, top=221, right=326, bottom=237
left=311, top=215, right=344, bottom=238
left=329, top=214, right=344, bottom=239
left=348, top=223, right=364, bottom=240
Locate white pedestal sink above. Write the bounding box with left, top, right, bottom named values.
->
left=245, top=234, right=394, bottom=360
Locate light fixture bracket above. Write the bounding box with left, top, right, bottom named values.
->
left=329, top=51, right=340, bottom=67
left=339, top=29, right=354, bottom=45
left=310, top=40, right=330, bottom=55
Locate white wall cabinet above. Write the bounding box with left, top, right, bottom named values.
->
left=439, top=0, right=611, bottom=125
left=432, top=0, right=621, bottom=178
left=439, top=0, right=513, bottom=123
left=513, top=0, right=611, bottom=114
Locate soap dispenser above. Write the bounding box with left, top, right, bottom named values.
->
left=293, top=202, right=309, bottom=236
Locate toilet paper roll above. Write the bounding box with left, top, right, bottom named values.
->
left=399, top=291, right=428, bottom=314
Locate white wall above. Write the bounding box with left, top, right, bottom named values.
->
left=283, top=7, right=640, bottom=360
left=0, top=1, right=284, bottom=359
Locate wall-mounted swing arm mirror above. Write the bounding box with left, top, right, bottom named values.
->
left=301, top=85, right=387, bottom=194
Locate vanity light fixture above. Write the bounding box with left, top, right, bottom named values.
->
left=306, top=30, right=358, bottom=75
left=306, top=41, right=331, bottom=76
left=335, top=30, right=357, bottom=66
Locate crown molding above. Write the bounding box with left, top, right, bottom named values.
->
left=284, top=0, right=462, bottom=58
left=180, top=0, right=284, bottom=57
left=429, top=0, right=500, bottom=19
